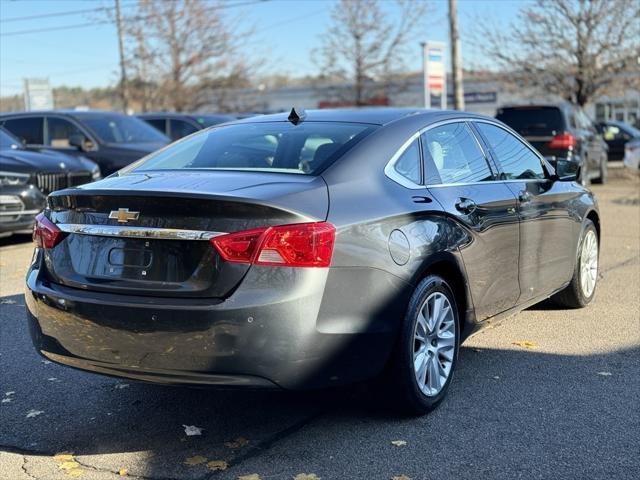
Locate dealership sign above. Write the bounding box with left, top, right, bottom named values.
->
left=23, top=78, right=54, bottom=111
left=423, top=41, right=446, bottom=109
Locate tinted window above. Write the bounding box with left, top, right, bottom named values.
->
left=496, top=107, right=564, bottom=135
left=169, top=119, right=198, bottom=140
left=132, top=122, right=375, bottom=175
left=422, top=122, right=493, bottom=184
left=476, top=123, right=545, bottom=180
left=144, top=118, right=167, bottom=134
left=80, top=114, right=168, bottom=144
left=3, top=117, right=44, bottom=144
left=393, top=139, right=421, bottom=184
left=47, top=117, right=83, bottom=147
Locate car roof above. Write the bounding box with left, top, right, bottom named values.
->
left=136, top=112, right=233, bottom=119
left=0, top=109, right=130, bottom=119
left=231, top=108, right=489, bottom=126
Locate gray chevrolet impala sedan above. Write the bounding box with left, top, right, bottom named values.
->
left=26, top=108, right=599, bottom=414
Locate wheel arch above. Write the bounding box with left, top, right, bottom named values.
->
left=413, top=252, right=475, bottom=341
left=586, top=209, right=600, bottom=241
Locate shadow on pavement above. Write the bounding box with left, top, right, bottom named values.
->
left=1, top=291, right=638, bottom=479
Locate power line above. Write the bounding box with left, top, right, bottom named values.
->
left=0, top=2, right=137, bottom=23
left=0, top=0, right=267, bottom=37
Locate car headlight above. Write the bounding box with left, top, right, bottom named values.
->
left=0, top=171, right=30, bottom=186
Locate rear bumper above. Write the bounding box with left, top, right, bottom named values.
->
left=25, top=254, right=407, bottom=390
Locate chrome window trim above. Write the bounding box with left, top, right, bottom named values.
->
left=56, top=224, right=225, bottom=241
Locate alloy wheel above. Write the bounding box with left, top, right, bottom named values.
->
left=580, top=230, right=598, bottom=298
left=413, top=292, right=456, bottom=396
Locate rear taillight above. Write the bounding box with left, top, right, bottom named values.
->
left=211, top=222, right=336, bottom=268
left=548, top=133, right=576, bottom=149
left=33, top=213, right=66, bottom=249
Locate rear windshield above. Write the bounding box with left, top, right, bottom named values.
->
left=496, top=107, right=565, bottom=135
left=80, top=114, right=169, bottom=144
left=132, top=121, right=376, bottom=175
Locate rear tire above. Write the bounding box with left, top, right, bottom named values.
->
left=553, top=220, right=599, bottom=308
left=387, top=275, right=460, bottom=415
left=592, top=155, right=607, bottom=184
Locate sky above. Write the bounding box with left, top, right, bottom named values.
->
left=0, top=0, right=528, bottom=97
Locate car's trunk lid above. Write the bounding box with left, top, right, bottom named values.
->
left=44, top=171, right=329, bottom=298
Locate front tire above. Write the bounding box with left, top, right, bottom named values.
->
left=388, top=275, right=460, bottom=415
left=553, top=220, right=599, bottom=308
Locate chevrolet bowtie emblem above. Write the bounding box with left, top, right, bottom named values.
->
left=109, top=208, right=140, bottom=223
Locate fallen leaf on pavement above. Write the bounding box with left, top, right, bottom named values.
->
left=5, top=391, right=15, bottom=396
left=53, top=453, right=75, bottom=462
left=68, top=468, right=83, bottom=477
left=183, top=425, right=203, bottom=436
left=391, top=440, right=407, bottom=447
left=512, top=341, right=538, bottom=349
left=597, top=371, right=612, bottom=376
left=118, top=468, right=128, bottom=476
left=114, top=383, right=130, bottom=389
left=0, top=299, right=16, bottom=304
left=207, top=460, right=228, bottom=471
left=2, top=398, right=12, bottom=403
left=294, top=475, right=320, bottom=480
left=26, top=409, right=44, bottom=418
left=392, top=476, right=412, bottom=480
left=224, top=436, right=249, bottom=449
left=59, top=461, right=81, bottom=470
left=184, top=455, right=207, bottom=466
left=238, top=475, right=261, bottom=480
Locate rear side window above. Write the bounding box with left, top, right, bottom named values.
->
left=132, top=122, right=375, bottom=175
left=3, top=117, right=44, bottom=144
left=393, top=139, right=422, bottom=184
left=496, top=107, right=564, bottom=135
left=422, top=122, right=493, bottom=184
left=476, top=123, right=545, bottom=180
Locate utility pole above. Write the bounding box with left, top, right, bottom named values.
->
left=115, top=0, right=129, bottom=113
left=449, top=0, right=464, bottom=110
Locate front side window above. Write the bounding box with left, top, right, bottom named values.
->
left=422, top=122, right=493, bottom=184
left=476, top=123, right=545, bottom=180
left=131, top=122, right=375, bottom=175
left=47, top=117, right=84, bottom=147
left=2, top=117, right=44, bottom=145
left=169, top=119, right=198, bottom=140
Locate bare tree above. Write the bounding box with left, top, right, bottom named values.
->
left=479, top=0, right=640, bottom=106
left=121, top=0, right=253, bottom=112
left=316, top=0, right=428, bottom=106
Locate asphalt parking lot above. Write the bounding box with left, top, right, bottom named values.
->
left=1, top=169, right=639, bottom=480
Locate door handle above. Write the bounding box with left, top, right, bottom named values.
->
left=518, top=191, right=532, bottom=203
left=412, top=195, right=432, bottom=204
left=455, top=198, right=477, bottom=214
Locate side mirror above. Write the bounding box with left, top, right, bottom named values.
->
left=546, top=156, right=580, bottom=182
left=68, top=133, right=93, bottom=151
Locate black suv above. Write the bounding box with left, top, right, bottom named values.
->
left=137, top=112, right=236, bottom=141
left=496, top=104, right=607, bottom=185
left=0, top=111, right=170, bottom=176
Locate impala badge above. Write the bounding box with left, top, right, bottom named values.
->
left=109, top=208, right=140, bottom=223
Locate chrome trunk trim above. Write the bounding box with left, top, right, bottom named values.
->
left=56, top=224, right=225, bottom=241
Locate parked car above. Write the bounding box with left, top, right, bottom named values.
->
left=623, top=138, right=640, bottom=171
left=0, top=110, right=170, bottom=177
left=597, top=120, right=640, bottom=161
left=26, top=108, right=599, bottom=414
left=0, top=127, right=98, bottom=238
left=137, top=112, right=236, bottom=141
left=496, top=104, right=607, bottom=185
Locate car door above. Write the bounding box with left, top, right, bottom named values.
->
left=422, top=121, right=521, bottom=320
left=473, top=121, right=579, bottom=303
left=44, top=116, right=96, bottom=158
left=576, top=109, right=606, bottom=173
